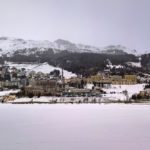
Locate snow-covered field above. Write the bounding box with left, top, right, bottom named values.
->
left=7, top=62, right=76, bottom=79
left=103, top=84, right=145, bottom=100
left=0, top=90, right=20, bottom=97
left=0, top=104, right=150, bottom=150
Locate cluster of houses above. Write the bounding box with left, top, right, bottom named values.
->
left=0, top=64, right=27, bottom=89
left=62, top=74, right=138, bottom=97
left=0, top=64, right=150, bottom=99
left=24, top=72, right=138, bottom=97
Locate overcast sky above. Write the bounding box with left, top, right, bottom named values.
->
left=0, top=0, right=150, bottom=53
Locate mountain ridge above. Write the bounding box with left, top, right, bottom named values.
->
left=1, top=36, right=149, bottom=75
left=0, top=36, right=140, bottom=56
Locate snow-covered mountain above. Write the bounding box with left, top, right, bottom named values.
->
left=54, top=39, right=101, bottom=53
left=101, top=45, right=138, bottom=55
left=0, top=37, right=55, bottom=56
left=0, top=36, right=139, bottom=56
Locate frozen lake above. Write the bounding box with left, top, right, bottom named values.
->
left=0, top=104, right=150, bottom=150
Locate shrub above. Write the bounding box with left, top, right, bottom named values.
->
left=28, top=93, right=34, bottom=98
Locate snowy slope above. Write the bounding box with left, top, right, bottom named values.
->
left=0, top=37, right=101, bottom=55
left=0, top=37, right=55, bottom=56
left=103, top=84, right=145, bottom=99
left=0, top=36, right=140, bottom=56
left=102, top=45, right=138, bottom=55
left=7, top=62, right=76, bottom=79
left=126, top=62, right=142, bottom=68
left=54, top=39, right=101, bottom=53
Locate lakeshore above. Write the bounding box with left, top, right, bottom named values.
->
left=7, top=96, right=149, bottom=104
left=0, top=83, right=149, bottom=104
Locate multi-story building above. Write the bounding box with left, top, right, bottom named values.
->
left=111, top=75, right=137, bottom=85
left=24, top=79, right=63, bottom=96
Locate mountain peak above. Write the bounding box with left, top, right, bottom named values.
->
left=54, top=39, right=78, bottom=51
left=54, top=39, right=73, bottom=45
left=0, top=36, right=141, bottom=56
left=102, top=45, right=138, bottom=55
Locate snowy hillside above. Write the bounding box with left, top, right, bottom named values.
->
left=6, top=62, right=76, bottom=79
left=0, top=37, right=56, bottom=56
left=54, top=39, right=101, bottom=53
left=102, top=45, right=138, bottom=55
left=0, top=36, right=140, bottom=56
left=126, top=62, right=142, bottom=68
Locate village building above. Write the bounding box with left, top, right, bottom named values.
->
left=124, top=75, right=137, bottom=84
left=66, top=77, right=86, bottom=89
left=0, top=65, right=28, bottom=89
left=111, top=75, right=137, bottom=85
left=86, top=75, right=112, bottom=89
left=24, top=79, right=63, bottom=96
left=63, top=87, right=91, bottom=97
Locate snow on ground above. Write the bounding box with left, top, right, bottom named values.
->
left=0, top=37, right=55, bottom=55
left=85, top=83, right=94, bottom=89
left=0, top=90, right=20, bottom=97
left=7, top=84, right=146, bottom=103
left=101, top=93, right=127, bottom=101
left=7, top=62, right=76, bottom=79
left=106, top=64, right=124, bottom=69
left=0, top=37, right=143, bottom=55
left=0, top=104, right=150, bottom=150
left=126, top=62, right=142, bottom=68
left=103, top=84, right=145, bottom=99
left=2, top=84, right=145, bottom=103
